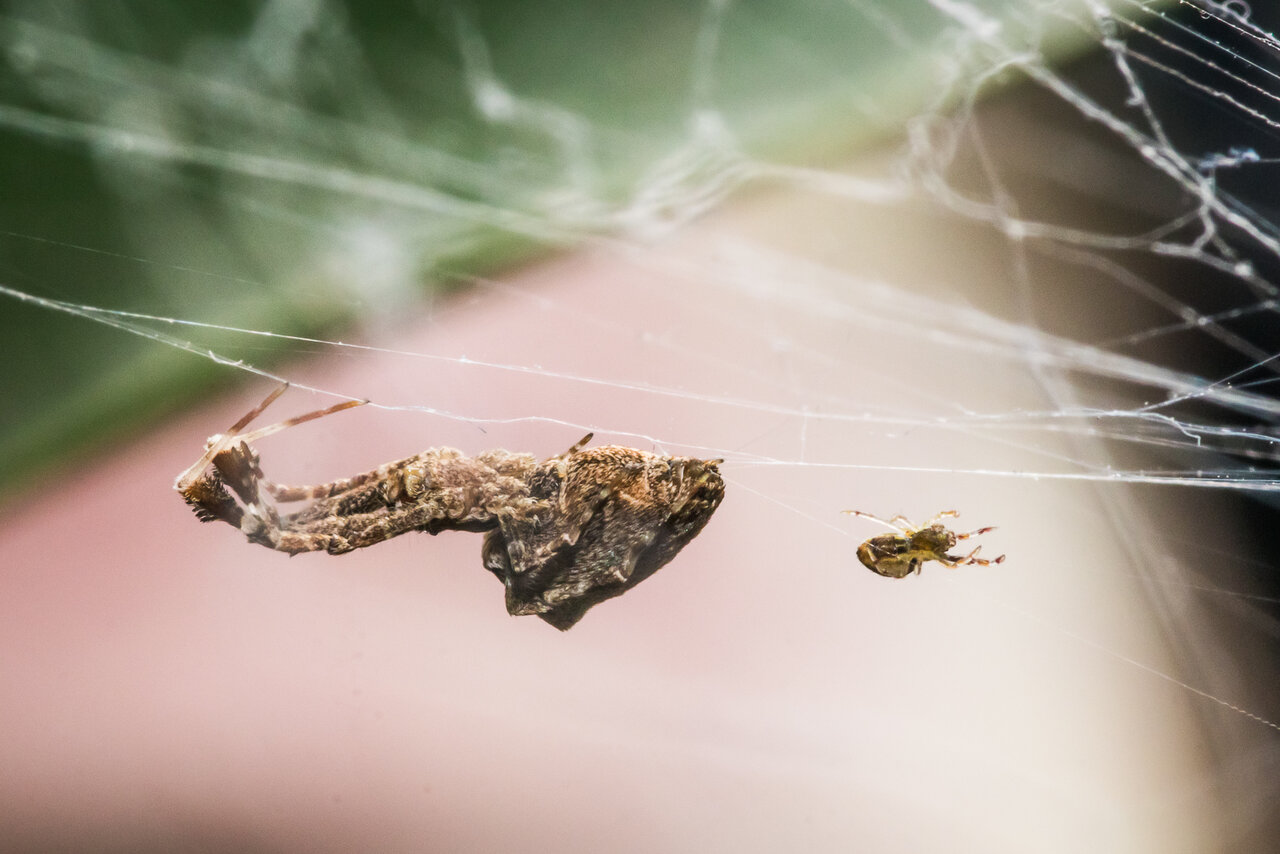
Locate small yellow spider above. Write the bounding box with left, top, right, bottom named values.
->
left=842, top=510, right=1005, bottom=579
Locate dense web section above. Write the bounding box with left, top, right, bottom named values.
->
left=3, top=0, right=1280, bottom=845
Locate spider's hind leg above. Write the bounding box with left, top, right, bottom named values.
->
left=940, top=545, right=1006, bottom=568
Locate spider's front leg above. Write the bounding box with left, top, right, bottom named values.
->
left=182, top=436, right=305, bottom=552
left=180, top=396, right=542, bottom=555
left=265, top=493, right=488, bottom=555
left=176, top=385, right=389, bottom=553
left=952, top=525, right=996, bottom=541
left=193, top=464, right=468, bottom=556
left=178, top=433, right=275, bottom=533
left=842, top=510, right=913, bottom=534
left=178, top=446, right=251, bottom=528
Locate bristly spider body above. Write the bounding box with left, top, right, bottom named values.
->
left=842, top=510, right=1005, bottom=579
left=176, top=384, right=725, bottom=630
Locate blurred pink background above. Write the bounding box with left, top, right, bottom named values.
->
left=0, top=195, right=1243, bottom=852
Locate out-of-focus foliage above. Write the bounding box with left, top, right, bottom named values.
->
left=0, top=0, right=1099, bottom=494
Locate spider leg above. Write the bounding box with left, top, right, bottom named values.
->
left=264, top=458, right=411, bottom=503
left=280, top=480, right=394, bottom=523
left=274, top=448, right=536, bottom=519
left=274, top=443, right=541, bottom=516
left=176, top=385, right=371, bottom=534
left=175, top=384, right=364, bottom=493
left=235, top=397, right=367, bottom=446
left=922, top=510, right=959, bottom=528
left=249, top=447, right=541, bottom=554
left=937, top=545, right=1007, bottom=568
left=562, top=433, right=594, bottom=456
left=843, top=510, right=912, bottom=533
left=545, top=433, right=596, bottom=493
left=248, top=486, right=500, bottom=555
left=953, top=525, right=995, bottom=541
left=934, top=544, right=982, bottom=568
left=175, top=438, right=272, bottom=530
left=174, top=383, right=289, bottom=491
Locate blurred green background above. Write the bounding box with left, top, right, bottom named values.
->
left=0, top=0, right=1094, bottom=496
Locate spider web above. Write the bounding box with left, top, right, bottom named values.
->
left=2, top=0, right=1280, bottom=850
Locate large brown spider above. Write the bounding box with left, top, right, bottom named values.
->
left=842, top=510, right=1005, bottom=579
left=175, top=384, right=725, bottom=630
